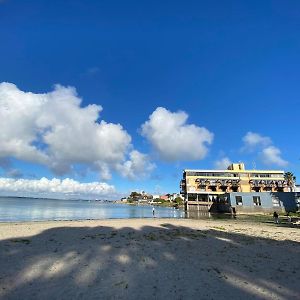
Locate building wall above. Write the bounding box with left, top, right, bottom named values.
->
left=295, top=192, right=300, bottom=210
left=181, top=164, right=288, bottom=196
left=227, top=192, right=298, bottom=213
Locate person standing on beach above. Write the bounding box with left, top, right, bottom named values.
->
left=273, top=211, right=279, bottom=224
left=152, top=207, right=155, bottom=217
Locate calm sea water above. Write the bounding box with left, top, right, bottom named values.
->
left=0, top=197, right=185, bottom=222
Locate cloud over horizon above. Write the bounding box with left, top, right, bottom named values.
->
left=0, top=177, right=116, bottom=199
left=141, top=107, right=213, bottom=161
left=0, top=82, right=153, bottom=180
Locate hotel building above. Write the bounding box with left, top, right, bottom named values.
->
left=180, top=163, right=289, bottom=209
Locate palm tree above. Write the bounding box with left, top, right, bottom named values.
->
left=284, top=172, right=296, bottom=192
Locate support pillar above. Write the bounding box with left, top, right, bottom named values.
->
left=185, top=193, right=189, bottom=211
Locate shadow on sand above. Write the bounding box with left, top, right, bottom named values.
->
left=0, top=223, right=299, bottom=299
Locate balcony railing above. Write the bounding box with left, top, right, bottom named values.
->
left=249, top=180, right=287, bottom=187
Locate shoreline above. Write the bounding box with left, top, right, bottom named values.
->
left=0, top=211, right=297, bottom=225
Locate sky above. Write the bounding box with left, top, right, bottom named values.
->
left=0, top=0, right=299, bottom=199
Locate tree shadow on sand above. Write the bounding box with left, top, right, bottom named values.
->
left=0, top=223, right=299, bottom=299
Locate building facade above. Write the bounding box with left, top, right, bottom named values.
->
left=224, top=192, right=298, bottom=213
left=180, top=163, right=289, bottom=211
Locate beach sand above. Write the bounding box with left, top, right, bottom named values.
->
left=0, top=218, right=299, bottom=300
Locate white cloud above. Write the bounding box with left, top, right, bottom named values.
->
left=141, top=107, right=213, bottom=161
left=242, top=131, right=288, bottom=167
left=261, top=146, right=288, bottom=167
left=214, top=157, right=232, bottom=169
left=0, top=177, right=116, bottom=199
left=242, top=132, right=272, bottom=150
left=116, top=150, right=155, bottom=180
left=0, top=82, right=152, bottom=180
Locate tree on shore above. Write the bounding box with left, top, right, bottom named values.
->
left=130, top=191, right=141, bottom=199
left=174, top=197, right=183, bottom=205
left=284, top=172, right=296, bottom=192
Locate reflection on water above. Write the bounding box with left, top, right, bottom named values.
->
left=185, top=210, right=273, bottom=223
left=0, top=197, right=272, bottom=223
left=185, top=211, right=233, bottom=220
left=0, top=197, right=185, bottom=222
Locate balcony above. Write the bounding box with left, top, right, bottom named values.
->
left=231, top=180, right=240, bottom=186
left=195, top=178, right=207, bottom=187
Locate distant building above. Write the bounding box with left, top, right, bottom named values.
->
left=180, top=163, right=291, bottom=212
left=169, top=193, right=183, bottom=201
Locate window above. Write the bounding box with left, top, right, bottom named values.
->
left=271, top=173, right=284, bottom=178
left=188, top=186, right=196, bottom=192
left=240, top=173, right=248, bottom=177
left=264, top=187, right=272, bottom=192
left=272, top=197, right=281, bottom=207
left=236, top=196, right=243, bottom=205
left=253, top=196, right=261, bottom=206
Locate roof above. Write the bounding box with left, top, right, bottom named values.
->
left=183, top=169, right=284, bottom=174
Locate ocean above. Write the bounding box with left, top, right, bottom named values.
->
left=0, top=197, right=185, bottom=222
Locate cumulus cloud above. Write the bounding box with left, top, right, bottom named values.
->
left=116, top=150, right=156, bottom=180
left=261, top=146, right=288, bottom=167
left=141, top=107, right=213, bottom=161
left=0, top=177, right=116, bottom=199
left=214, top=157, right=232, bottom=169
left=242, top=132, right=272, bottom=150
left=0, top=82, right=152, bottom=180
left=242, top=131, right=288, bottom=167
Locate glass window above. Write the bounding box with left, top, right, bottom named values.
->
left=272, top=197, right=281, bottom=207
left=236, top=196, right=243, bottom=205
left=253, top=196, right=261, bottom=206
left=239, top=173, right=248, bottom=177
left=271, top=173, right=284, bottom=178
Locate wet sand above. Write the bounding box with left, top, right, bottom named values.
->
left=0, top=218, right=299, bottom=299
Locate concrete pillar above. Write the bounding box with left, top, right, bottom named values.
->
left=185, top=193, right=189, bottom=211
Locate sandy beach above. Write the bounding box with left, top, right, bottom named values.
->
left=0, top=218, right=299, bottom=300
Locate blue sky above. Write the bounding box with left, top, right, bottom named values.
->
left=0, top=0, right=299, bottom=198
